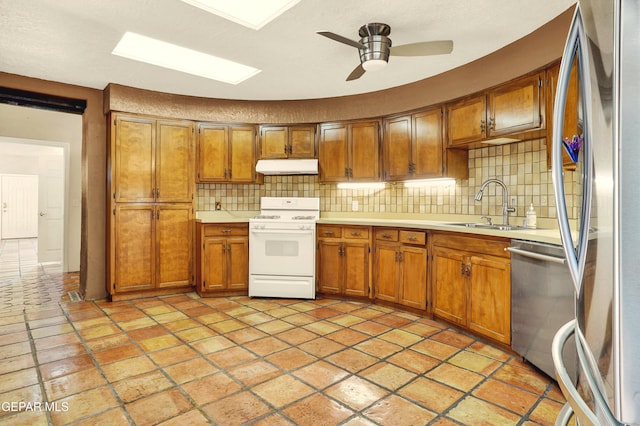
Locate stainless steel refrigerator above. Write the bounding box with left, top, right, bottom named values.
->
left=551, top=0, right=640, bottom=424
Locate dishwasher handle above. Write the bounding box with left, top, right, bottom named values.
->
left=506, top=247, right=566, bottom=265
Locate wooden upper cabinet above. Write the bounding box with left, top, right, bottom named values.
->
left=113, top=115, right=155, bottom=203
left=260, top=126, right=288, bottom=159
left=197, top=123, right=256, bottom=183
left=545, top=60, right=581, bottom=171
left=412, top=109, right=444, bottom=178
left=383, top=115, right=412, bottom=181
left=447, top=95, right=487, bottom=147
left=350, top=121, right=380, bottom=182
left=385, top=108, right=467, bottom=181
left=289, top=126, right=316, bottom=158
left=446, top=72, right=544, bottom=148
left=318, top=120, right=380, bottom=183
left=259, top=125, right=316, bottom=159
left=488, top=72, right=544, bottom=137
left=156, top=120, right=195, bottom=203
left=318, top=123, right=348, bottom=182
left=229, top=126, right=256, bottom=183
left=197, top=124, right=228, bottom=182
left=112, top=114, right=194, bottom=203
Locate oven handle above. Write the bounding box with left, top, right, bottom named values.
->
left=250, top=229, right=315, bottom=235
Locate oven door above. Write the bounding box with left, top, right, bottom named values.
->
left=249, top=227, right=315, bottom=277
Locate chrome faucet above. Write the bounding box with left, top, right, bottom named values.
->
left=474, top=178, right=516, bottom=225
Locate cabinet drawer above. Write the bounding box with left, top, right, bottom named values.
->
left=343, top=227, right=369, bottom=240
left=375, top=229, right=399, bottom=242
left=399, top=230, right=426, bottom=245
left=317, top=225, right=342, bottom=238
left=203, top=223, right=248, bottom=237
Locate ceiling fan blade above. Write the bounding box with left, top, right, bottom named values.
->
left=317, top=31, right=366, bottom=49
left=390, top=40, right=454, bottom=57
left=346, top=64, right=366, bottom=81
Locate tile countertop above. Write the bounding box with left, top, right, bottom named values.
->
left=197, top=211, right=564, bottom=245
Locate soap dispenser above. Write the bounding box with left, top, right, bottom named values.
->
left=526, top=203, right=537, bottom=229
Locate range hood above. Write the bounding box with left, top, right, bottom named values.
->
left=255, top=159, right=318, bottom=175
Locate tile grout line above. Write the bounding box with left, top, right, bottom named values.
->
left=23, top=307, right=54, bottom=426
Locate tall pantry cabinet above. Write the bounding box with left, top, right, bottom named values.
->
left=107, top=113, right=195, bottom=299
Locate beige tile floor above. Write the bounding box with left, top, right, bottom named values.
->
left=0, top=238, right=570, bottom=425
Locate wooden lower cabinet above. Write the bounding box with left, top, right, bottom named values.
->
left=111, top=203, right=193, bottom=295
left=431, top=233, right=511, bottom=344
left=373, top=228, right=428, bottom=310
left=196, top=223, right=249, bottom=296
left=317, top=225, right=371, bottom=298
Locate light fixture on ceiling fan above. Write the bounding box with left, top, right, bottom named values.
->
left=317, top=22, right=453, bottom=81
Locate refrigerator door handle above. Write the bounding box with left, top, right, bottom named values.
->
left=551, top=3, right=594, bottom=295
left=552, top=320, right=600, bottom=426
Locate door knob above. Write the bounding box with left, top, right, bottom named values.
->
left=39, top=212, right=46, bottom=216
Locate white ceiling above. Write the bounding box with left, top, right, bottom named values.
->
left=0, top=0, right=576, bottom=101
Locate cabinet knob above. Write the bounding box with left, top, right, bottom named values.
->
left=407, top=235, right=417, bottom=241
left=222, top=229, right=232, bottom=233
left=324, top=231, right=334, bottom=235
left=381, top=233, right=391, bottom=238
left=350, top=231, right=361, bottom=236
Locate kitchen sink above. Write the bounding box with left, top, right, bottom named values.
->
left=445, top=222, right=528, bottom=231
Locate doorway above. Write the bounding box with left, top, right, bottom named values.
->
left=0, top=142, right=66, bottom=266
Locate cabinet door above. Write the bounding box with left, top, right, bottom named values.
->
left=289, top=126, right=316, bottom=158
left=227, top=237, right=249, bottom=290
left=229, top=126, right=256, bottom=182
left=399, top=246, right=427, bottom=310
left=468, top=255, right=511, bottom=344
left=349, top=121, right=380, bottom=182
left=113, top=115, right=155, bottom=202
left=202, top=238, right=228, bottom=291
left=260, top=126, right=288, bottom=159
left=156, top=204, right=193, bottom=288
left=384, top=115, right=412, bottom=181
left=317, top=240, right=342, bottom=294
left=374, top=242, right=399, bottom=303
left=156, top=120, right=194, bottom=202
left=447, top=95, right=486, bottom=146
left=413, top=108, right=444, bottom=178
left=344, top=241, right=369, bottom=298
left=431, top=246, right=466, bottom=325
left=197, top=124, right=228, bottom=182
left=113, top=204, right=154, bottom=292
left=488, top=72, right=543, bottom=137
left=319, top=124, right=348, bottom=182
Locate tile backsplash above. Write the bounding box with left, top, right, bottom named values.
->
left=197, top=138, right=579, bottom=221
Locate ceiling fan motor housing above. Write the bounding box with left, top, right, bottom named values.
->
left=358, top=35, right=391, bottom=66
left=358, top=23, right=392, bottom=70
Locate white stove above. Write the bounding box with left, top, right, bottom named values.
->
left=248, top=197, right=320, bottom=299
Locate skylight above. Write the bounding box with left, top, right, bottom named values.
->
left=112, top=32, right=261, bottom=85
left=179, top=0, right=300, bottom=30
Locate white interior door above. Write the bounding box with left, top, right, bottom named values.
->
left=37, top=159, right=64, bottom=264
left=0, top=174, right=39, bottom=239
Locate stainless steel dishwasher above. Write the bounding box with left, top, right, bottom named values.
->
left=508, top=239, right=577, bottom=382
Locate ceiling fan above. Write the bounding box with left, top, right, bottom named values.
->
left=317, top=23, right=454, bottom=81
